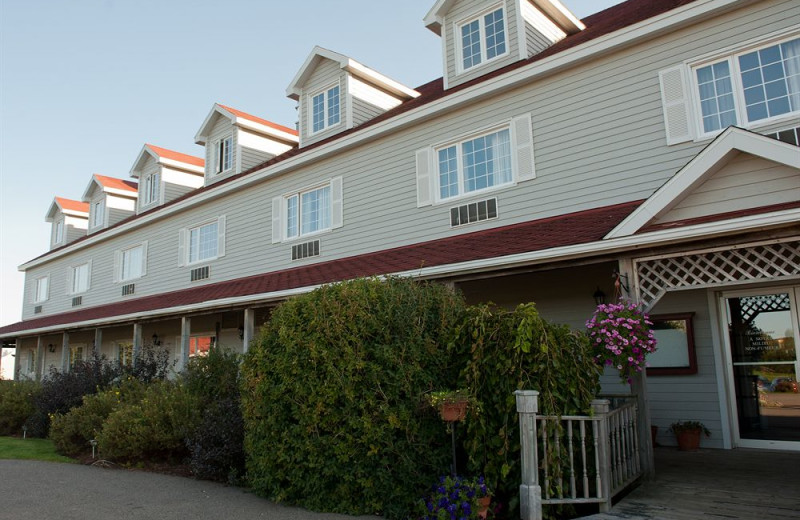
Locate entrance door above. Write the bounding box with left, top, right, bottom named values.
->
left=725, top=290, right=800, bottom=448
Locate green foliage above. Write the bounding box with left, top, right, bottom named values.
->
left=415, top=475, right=490, bottom=519
left=669, top=420, right=710, bottom=436
left=49, top=378, right=147, bottom=457
left=0, top=380, right=40, bottom=436
left=0, top=436, right=75, bottom=463
left=97, top=381, right=201, bottom=462
left=242, top=277, right=466, bottom=519
left=454, top=303, right=602, bottom=516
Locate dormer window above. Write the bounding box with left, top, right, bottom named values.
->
left=142, top=172, right=160, bottom=205
left=53, top=219, right=64, bottom=245
left=215, top=136, right=233, bottom=174
left=459, top=6, right=507, bottom=72
left=311, top=85, right=341, bottom=134
left=91, top=199, right=105, bottom=228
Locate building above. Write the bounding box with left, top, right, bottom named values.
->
left=1, top=0, right=799, bottom=452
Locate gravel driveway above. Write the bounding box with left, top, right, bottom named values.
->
left=0, top=460, right=374, bottom=520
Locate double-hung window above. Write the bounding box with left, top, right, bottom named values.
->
left=142, top=172, right=160, bottom=205
left=215, top=136, right=233, bottom=174
left=91, top=199, right=105, bottom=228
left=694, top=35, right=800, bottom=135
left=437, top=127, right=512, bottom=200
left=311, top=85, right=341, bottom=133
left=189, top=221, right=219, bottom=264
left=117, top=243, right=146, bottom=282
left=286, top=184, right=331, bottom=239
left=34, top=276, right=49, bottom=303
left=459, top=6, right=507, bottom=72
left=53, top=219, right=64, bottom=245
left=70, top=262, right=90, bottom=295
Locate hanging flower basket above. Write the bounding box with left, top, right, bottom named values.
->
left=427, top=389, right=471, bottom=423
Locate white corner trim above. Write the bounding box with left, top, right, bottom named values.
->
left=607, top=127, right=800, bottom=238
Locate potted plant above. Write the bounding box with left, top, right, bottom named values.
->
left=416, top=475, right=491, bottom=519
left=427, top=389, right=471, bottom=422
left=669, top=420, right=710, bottom=451
left=586, top=300, right=658, bottom=384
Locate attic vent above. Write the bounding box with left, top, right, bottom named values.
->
left=34, top=305, right=42, bottom=314
left=72, top=296, right=83, bottom=307
left=190, top=266, right=210, bottom=282
left=764, top=126, right=800, bottom=146
left=122, top=283, right=135, bottom=296
left=292, top=240, right=320, bottom=261
left=450, top=198, right=498, bottom=227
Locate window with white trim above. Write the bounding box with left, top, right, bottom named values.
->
left=190, top=335, right=215, bottom=357
left=116, top=243, right=147, bottom=282
left=34, top=275, right=49, bottom=303
left=311, top=85, right=341, bottom=133
left=142, top=172, right=160, bottom=205
left=117, top=342, right=132, bottom=367
left=178, top=216, right=226, bottom=266
left=272, top=178, right=343, bottom=243
left=69, top=345, right=83, bottom=368
left=458, top=6, right=507, bottom=72
left=215, top=136, right=233, bottom=174
left=53, top=218, right=64, bottom=246
left=70, top=262, right=91, bottom=295
left=91, top=198, right=105, bottom=228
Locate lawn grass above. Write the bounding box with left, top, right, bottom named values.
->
left=0, top=437, right=75, bottom=463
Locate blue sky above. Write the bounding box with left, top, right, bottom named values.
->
left=0, top=0, right=622, bottom=331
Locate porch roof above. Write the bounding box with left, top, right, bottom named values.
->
left=0, top=200, right=641, bottom=337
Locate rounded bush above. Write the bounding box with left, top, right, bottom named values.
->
left=0, top=380, right=40, bottom=436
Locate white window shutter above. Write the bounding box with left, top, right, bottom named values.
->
left=271, top=197, right=283, bottom=244
left=177, top=228, right=187, bottom=267
left=86, top=260, right=92, bottom=291
left=512, top=113, right=536, bottom=182
left=66, top=266, right=74, bottom=296
left=113, top=251, right=121, bottom=283
left=141, top=241, right=148, bottom=276
left=217, top=215, right=226, bottom=258
left=416, top=148, right=432, bottom=207
left=659, top=65, right=694, bottom=145
left=331, top=177, right=343, bottom=229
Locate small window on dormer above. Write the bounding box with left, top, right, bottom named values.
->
left=142, top=172, right=160, bottom=205
left=459, top=6, right=507, bottom=72
left=311, top=85, right=341, bottom=134
left=53, top=218, right=64, bottom=245
left=215, top=136, right=233, bottom=174
left=91, top=199, right=105, bottom=228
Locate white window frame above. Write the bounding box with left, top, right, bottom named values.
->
left=272, top=177, right=343, bottom=243
left=214, top=135, right=234, bottom=175
left=178, top=216, right=226, bottom=267
left=68, top=261, right=92, bottom=295
left=689, top=31, right=800, bottom=140
left=455, top=4, right=508, bottom=75
left=53, top=218, right=64, bottom=246
left=90, top=198, right=106, bottom=229
left=189, top=334, right=216, bottom=358
left=114, top=242, right=148, bottom=283
left=309, top=83, right=341, bottom=135
left=33, top=275, right=49, bottom=303
left=141, top=171, right=160, bottom=206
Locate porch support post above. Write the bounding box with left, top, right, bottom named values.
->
left=179, top=317, right=191, bottom=372
left=592, top=399, right=612, bottom=512
left=515, top=390, right=542, bottom=520
left=242, top=308, right=255, bottom=354
left=632, top=372, right=655, bottom=480
left=132, top=323, right=143, bottom=366
left=35, top=336, right=44, bottom=381
left=93, top=328, right=102, bottom=357
left=13, top=339, right=21, bottom=381
left=61, top=332, right=70, bottom=371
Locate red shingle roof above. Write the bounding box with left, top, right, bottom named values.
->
left=146, top=144, right=204, bottom=168
left=55, top=197, right=89, bottom=214
left=218, top=104, right=299, bottom=137
left=0, top=201, right=641, bottom=335
left=94, top=174, right=138, bottom=193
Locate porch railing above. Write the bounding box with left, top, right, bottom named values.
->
left=516, top=390, right=642, bottom=520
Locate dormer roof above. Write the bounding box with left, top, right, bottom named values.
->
left=424, top=0, right=585, bottom=36
left=45, top=197, right=89, bottom=222
left=130, top=144, right=205, bottom=177
left=286, top=46, right=420, bottom=101
left=81, top=174, right=138, bottom=202
left=194, top=103, right=299, bottom=145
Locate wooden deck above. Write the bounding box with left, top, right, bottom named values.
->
left=579, top=446, right=800, bottom=519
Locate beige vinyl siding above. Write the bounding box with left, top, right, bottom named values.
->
left=300, top=59, right=347, bottom=147
left=240, top=146, right=274, bottom=172
left=64, top=215, right=87, bottom=245
left=18, top=1, right=798, bottom=321
left=204, top=116, right=238, bottom=185
left=445, top=0, right=520, bottom=89
left=654, top=155, right=800, bottom=224
left=521, top=0, right=566, bottom=58
left=106, top=203, right=134, bottom=229
left=351, top=97, right=384, bottom=127
left=164, top=181, right=196, bottom=204
left=647, top=289, right=724, bottom=449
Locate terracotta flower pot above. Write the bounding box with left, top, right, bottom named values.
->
left=439, top=400, right=467, bottom=422
left=676, top=429, right=702, bottom=451
left=478, top=496, right=491, bottom=519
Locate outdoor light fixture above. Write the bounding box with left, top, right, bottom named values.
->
left=48, top=343, right=56, bottom=353
left=151, top=333, right=161, bottom=346
left=613, top=270, right=630, bottom=293
left=593, top=287, right=606, bottom=305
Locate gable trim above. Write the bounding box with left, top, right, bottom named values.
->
left=606, top=127, right=800, bottom=239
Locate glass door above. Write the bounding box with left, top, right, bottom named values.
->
left=725, top=290, right=800, bottom=446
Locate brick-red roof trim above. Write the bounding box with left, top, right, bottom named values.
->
left=218, top=104, right=299, bottom=137
left=146, top=144, right=205, bottom=168
left=0, top=201, right=642, bottom=335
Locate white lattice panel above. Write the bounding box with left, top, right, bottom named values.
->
left=635, top=239, right=800, bottom=309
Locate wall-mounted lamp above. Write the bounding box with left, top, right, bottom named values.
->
left=151, top=333, right=161, bottom=346
left=237, top=326, right=244, bottom=340
left=593, top=287, right=606, bottom=306
left=612, top=270, right=630, bottom=294
left=48, top=343, right=56, bottom=353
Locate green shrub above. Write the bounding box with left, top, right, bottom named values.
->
left=50, top=378, right=147, bottom=456
left=97, top=381, right=201, bottom=462
left=0, top=380, right=41, bottom=436
left=242, top=277, right=466, bottom=519
left=454, top=303, right=602, bottom=517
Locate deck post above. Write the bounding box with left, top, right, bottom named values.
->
left=516, top=390, right=541, bottom=520
left=35, top=336, right=44, bottom=381
left=180, top=317, right=191, bottom=372
left=592, top=399, right=612, bottom=512
left=61, top=332, right=70, bottom=371
left=242, top=308, right=255, bottom=354
left=631, top=372, right=655, bottom=480
left=132, top=323, right=143, bottom=366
